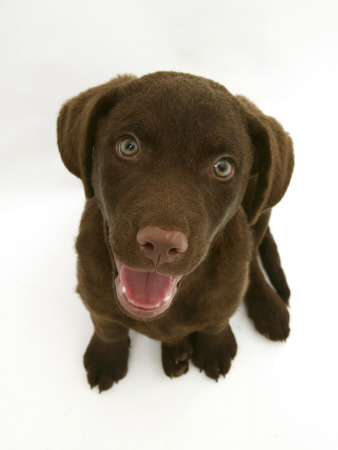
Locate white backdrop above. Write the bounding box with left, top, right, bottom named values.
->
left=1, top=1, right=337, bottom=449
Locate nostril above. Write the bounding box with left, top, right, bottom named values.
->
left=143, top=242, right=154, bottom=250
left=169, top=248, right=179, bottom=255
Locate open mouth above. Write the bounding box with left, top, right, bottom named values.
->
left=114, top=259, right=182, bottom=319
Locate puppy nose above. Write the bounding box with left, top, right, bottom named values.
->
left=137, top=226, right=188, bottom=266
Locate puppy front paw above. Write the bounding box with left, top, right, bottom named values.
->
left=192, top=326, right=237, bottom=381
left=83, top=333, right=130, bottom=392
left=161, top=337, right=193, bottom=378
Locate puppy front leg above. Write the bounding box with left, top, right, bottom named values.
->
left=83, top=314, right=130, bottom=392
left=191, top=324, right=237, bottom=381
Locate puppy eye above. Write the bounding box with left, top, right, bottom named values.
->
left=212, top=158, right=234, bottom=179
left=119, top=136, right=139, bottom=158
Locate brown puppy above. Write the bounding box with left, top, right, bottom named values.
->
left=57, top=72, right=294, bottom=391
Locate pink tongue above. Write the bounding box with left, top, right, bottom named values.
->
left=120, top=266, right=172, bottom=308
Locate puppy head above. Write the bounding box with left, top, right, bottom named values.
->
left=57, top=72, right=293, bottom=319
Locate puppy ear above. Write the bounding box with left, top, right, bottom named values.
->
left=57, top=75, right=135, bottom=198
left=237, top=96, right=294, bottom=225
